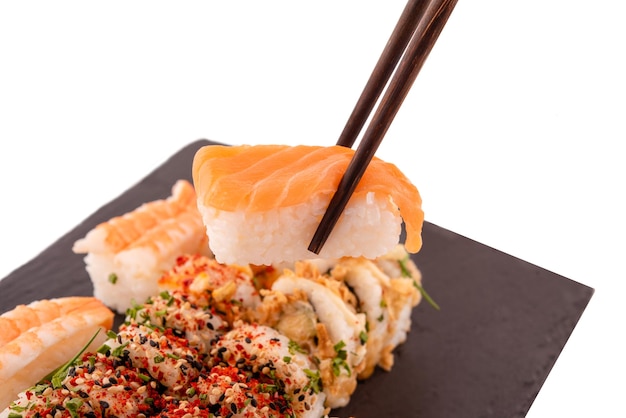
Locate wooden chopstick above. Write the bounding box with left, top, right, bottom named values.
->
left=308, top=0, right=458, bottom=254
left=336, top=0, right=430, bottom=148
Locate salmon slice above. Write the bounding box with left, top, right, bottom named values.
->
left=192, top=144, right=424, bottom=253
left=0, top=297, right=114, bottom=410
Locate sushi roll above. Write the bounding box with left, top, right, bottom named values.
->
left=73, top=180, right=211, bottom=314
left=210, top=322, right=328, bottom=418
left=371, top=245, right=425, bottom=351
left=124, top=289, right=229, bottom=355
left=332, top=248, right=421, bottom=378
left=104, top=324, right=204, bottom=395
left=1, top=348, right=163, bottom=418
left=264, top=270, right=368, bottom=409
left=0, top=297, right=113, bottom=411
left=157, top=254, right=261, bottom=326
left=192, top=144, right=424, bottom=266
left=157, top=365, right=295, bottom=417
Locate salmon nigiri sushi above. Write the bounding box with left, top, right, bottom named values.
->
left=192, top=144, right=424, bottom=266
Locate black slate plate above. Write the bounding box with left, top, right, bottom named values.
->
left=0, top=139, right=594, bottom=417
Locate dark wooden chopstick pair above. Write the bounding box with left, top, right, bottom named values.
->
left=308, top=0, right=458, bottom=254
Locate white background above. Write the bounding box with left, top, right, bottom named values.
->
left=1, top=1, right=624, bottom=416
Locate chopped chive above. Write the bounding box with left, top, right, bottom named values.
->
left=413, top=280, right=440, bottom=311
left=138, top=373, right=151, bottom=382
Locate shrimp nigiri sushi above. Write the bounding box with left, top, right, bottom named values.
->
left=192, top=144, right=424, bottom=266
left=73, top=179, right=211, bottom=313
left=0, top=297, right=114, bottom=411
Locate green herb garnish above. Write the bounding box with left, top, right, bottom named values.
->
left=413, top=280, right=440, bottom=310
left=399, top=256, right=440, bottom=310
left=303, top=369, right=322, bottom=393
left=64, top=398, right=83, bottom=418
left=288, top=340, right=306, bottom=355
left=108, top=273, right=118, bottom=284
left=331, top=340, right=351, bottom=377
left=111, top=342, right=129, bottom=358
left=138, top=373, right=151, bottom=382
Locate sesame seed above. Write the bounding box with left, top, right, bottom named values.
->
left=107, top=385, right=125, bottom=393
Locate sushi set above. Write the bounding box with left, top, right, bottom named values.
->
left=0, top=139, right=594, bottom=417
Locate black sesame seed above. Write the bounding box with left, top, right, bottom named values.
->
left=245, top=337, right=252, bottom=344
left=206, top=322, right=214, bottom=330
left=298, top=394, right=305, bottom=402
